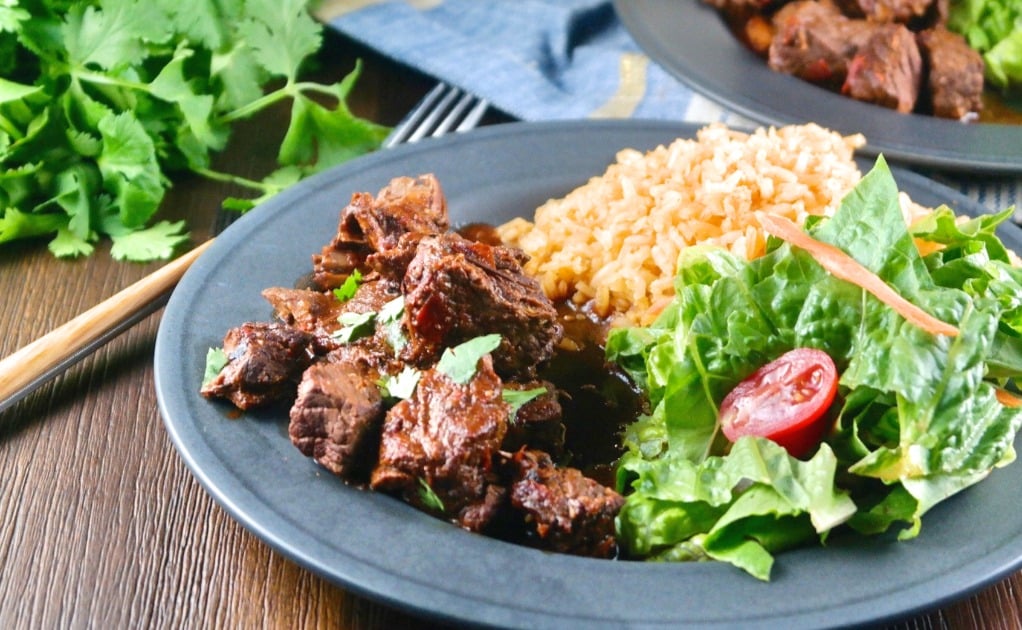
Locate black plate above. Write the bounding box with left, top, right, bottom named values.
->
left=155, top=120, right=1022, bottom=629
left=614, top=0, right=1022, bottom=174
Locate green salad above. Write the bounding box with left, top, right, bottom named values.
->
left=949, top=0, right=1022, bottom=92
left=607, top=157, right=1022, bottom=580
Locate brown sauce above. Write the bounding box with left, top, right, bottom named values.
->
left=456, top=222, right=646, bottom=483
left=541, top=305, right=646, bottom=487
left=979, top=91, right=1022, bottom=125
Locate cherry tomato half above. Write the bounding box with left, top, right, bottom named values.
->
left=719, top=348, right=838, bottom=458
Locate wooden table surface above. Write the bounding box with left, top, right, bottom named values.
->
left=2, top=30, right=1021, bottom=630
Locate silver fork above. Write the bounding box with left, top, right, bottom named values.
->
left=0, top=82, right=489, bottom=414
left=385, top=82, right=489, bottom=148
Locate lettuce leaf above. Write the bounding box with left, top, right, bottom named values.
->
left=610, top=156, right=1022, bottom=579
left=948, top=0, right=1022, bottom=91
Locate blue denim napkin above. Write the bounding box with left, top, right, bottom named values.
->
left=317, top=0, right=1019, bottom=216
left=316, top=0, right=750, bottom=125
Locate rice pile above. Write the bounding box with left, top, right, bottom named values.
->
left=497, top=123, right=870, bottom=326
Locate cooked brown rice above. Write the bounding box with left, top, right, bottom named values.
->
left=497, top=123, right=881, bottom=326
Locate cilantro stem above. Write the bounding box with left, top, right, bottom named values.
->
left=74, top=69, right=150, bottom=93
left=217, top=81, right=340, bottom=124
left=0, top=115, right=24, bottom=141
left=192, top=166, right=274, bottom=193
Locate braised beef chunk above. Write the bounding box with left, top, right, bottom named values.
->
left=501, top=381, right=565, bottom=456
left=263, top=287, right=343, bottom=339
left=768, top=1, right=871, bottom=88
left=507, top=449, right=624, bottom=558
left=200, top=322, right=316, bottom=409
left=401, top=233, right=563, bottom=379
left=842, top=24, right=922, bottom=112
left=355, top=174, right=448, bottom=251
left=918, top=27, right=984, bottom=119
left=720, top=0, right=979, bottom=118
left=365, top=232, right=426, bottom=283
left=289, top=362, right=384, bottom=479
left=370, top=355, right=509, bottom=532
left=311, top=175, right=449, bottom=291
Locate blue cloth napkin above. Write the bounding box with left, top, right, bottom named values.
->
left=316, top=0, right=748, bottom=125
left=317, top=0, right=1019, bottom=216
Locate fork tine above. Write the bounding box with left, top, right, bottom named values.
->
left=405, top=85, right=464, bottom=144
left=431, top=90, right=476, bottom=138
left=383, top=82, right=451, bottom=148
left=383, top=82, right=488, bottom=148
left=457, top=96, right=490, bottom=133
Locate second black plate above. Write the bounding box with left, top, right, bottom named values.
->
left=615, top=0, right=1022, bottom=174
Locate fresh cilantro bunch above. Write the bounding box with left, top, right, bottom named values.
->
left=0, top=0, right=389, bottom=261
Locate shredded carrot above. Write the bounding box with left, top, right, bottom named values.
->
left=996, top=387, right=1022, bottom=408
left=757, top=213, right=959, bottom=337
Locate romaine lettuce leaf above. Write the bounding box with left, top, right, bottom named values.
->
left=948, top=0, right=1022, bottom=90
left=610, top=156, right=1022, bottom=579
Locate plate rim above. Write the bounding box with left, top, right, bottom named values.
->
left=155, top=118, right=1022, bottom=629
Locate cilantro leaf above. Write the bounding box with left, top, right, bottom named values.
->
left=0, top=207, right=66, bottom=244
left=49, top=226, right=94, bottom=258
left=96, top=112, right=164, bottom=228
left=333, top=310, right=376, bottom=344
left=417, top=477, right=445, bottom=514
left=237, top=0, right=321, bottom=80
left=332, top=269, right=363, bottom=302
left=62, top=0, right=171, bottom=71
left=202, top=346, right=229, bottom=387
left=437, top=334, right=502, bottom=385
left=109, top=219, right=188, bottom=261
left=377, top=295, right=407, bottom=351
left=503, top=387, right=548, bottom=423
left=277, top=64, right=390, bottom=169
left=379, top=366, right=421, bottom=400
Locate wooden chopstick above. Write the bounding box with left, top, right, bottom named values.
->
left=0, top=239, right=214, bottom=413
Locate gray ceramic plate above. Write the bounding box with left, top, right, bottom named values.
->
left=155, top=120, right=1022, bottom=629
left=614, top=0, right=1022, bottom=174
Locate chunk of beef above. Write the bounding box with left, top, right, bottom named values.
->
left=506, top=449, right=624, bottom=558
left=314, top=276, right=407, bottom=378
left=842, top=23, right=922, bottom=112
left=310, top=241, right=371, bottom=292
left=200, top=322, right=316, bottom=409
left=310, top=175, right=448, bottom=290
left=501, top=381, right=565, bottom=456
left=289, top=362, right=384, bottom=480
left=401, top=233, right=563, bottom=379
left=365, top=232, right=426, bottom=284
left=357, top=174, right=448, bottom=250
left=917, top=27, right=984, bottom=120
left=263, top=287, right=343, bottom=339
left=370, top=355, right=509, bottom=532
left=768, top=1, right=873, bottom=88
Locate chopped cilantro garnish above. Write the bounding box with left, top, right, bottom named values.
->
left=332, top=269, right=364, bottom=302
left=436, top=334, right=502, bottom=384
left=333, top=310, right=376, bottom=343
left=378, top=366, right=421, bottom=400
left=202, top=347, right=229, bottom=387
left=417, top=478, right=445, bottom=514
left=503, top=387, right=548, bottom=424
left=377, top=296, right=407, bottom=351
